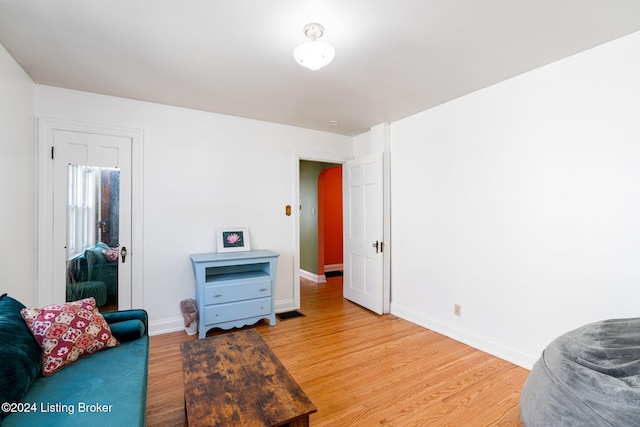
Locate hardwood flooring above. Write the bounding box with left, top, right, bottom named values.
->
left=146, top=276, right=529, bottom=426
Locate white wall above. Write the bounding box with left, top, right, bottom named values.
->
left=34, top=86, right=352, bottom=333
left=0, top=44, right=35, bottom=305
left=390, top=31, right=640, bottom=369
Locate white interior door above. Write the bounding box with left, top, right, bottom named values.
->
left=52, top=130, right=133, bottom=309
left=343, top=153, right=388, bottom=314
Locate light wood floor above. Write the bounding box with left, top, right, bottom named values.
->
left=146, top=276, right=529, bottom=426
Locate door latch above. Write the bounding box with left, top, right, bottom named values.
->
left=120, top=246, right=128, bottom=263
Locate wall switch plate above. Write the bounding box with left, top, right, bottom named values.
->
left=454, top=304, right=461, bottom=316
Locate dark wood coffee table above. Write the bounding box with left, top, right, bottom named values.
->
left=180, top=329, right=317, bottom=427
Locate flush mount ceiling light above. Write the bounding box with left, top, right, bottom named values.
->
left=293, top=23, right=335, bottom=71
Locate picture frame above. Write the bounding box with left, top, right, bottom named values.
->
left=217, top=227, right=250, bottom=252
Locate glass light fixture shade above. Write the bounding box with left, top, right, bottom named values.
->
left=293, top=40, right=335, bottom=71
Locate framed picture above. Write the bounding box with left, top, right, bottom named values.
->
left=217, top=227, right=250, bottom=252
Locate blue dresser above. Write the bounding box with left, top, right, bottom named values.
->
left=190, top=250, right=279, bottom=339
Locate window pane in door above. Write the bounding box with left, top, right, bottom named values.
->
left=65, top=165, right=119, bottom=311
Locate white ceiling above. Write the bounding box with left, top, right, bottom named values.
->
left=1, top=1, right=639, bottom=136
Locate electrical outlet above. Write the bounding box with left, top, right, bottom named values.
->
left=454, top=304, right=461, bottom=316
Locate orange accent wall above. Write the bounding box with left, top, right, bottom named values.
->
left=318, top=166, right=343, bottom=275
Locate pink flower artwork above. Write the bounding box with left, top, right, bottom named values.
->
left=218, top=228, right=250, bottom=252
left=226, top=233, right=242, bottom=245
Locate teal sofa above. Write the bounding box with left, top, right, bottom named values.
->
left=0, top=294, right=149, bottom=426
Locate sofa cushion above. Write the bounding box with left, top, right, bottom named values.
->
left=20, top=298, right=119, bottom=376
left=0, top=294, right=42, bottom=417
left=2, top=335, right=149, bottom=427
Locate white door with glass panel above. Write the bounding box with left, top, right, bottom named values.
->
left=52, top=130, right=132, bottom=310
left=343, top=153, right=388, bottom=314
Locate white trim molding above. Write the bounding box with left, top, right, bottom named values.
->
left=300, top=269, right=326, bottom=283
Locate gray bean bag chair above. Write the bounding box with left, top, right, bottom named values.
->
left=520, top=318, right=640, bottom=426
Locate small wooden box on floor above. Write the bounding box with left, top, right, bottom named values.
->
left=180, top=329, right=317, bottom=427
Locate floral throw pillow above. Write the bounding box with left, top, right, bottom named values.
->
left=20, top=298, right=119, bottom=376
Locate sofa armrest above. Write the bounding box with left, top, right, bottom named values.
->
left=103, top=309, right=149, bottom=338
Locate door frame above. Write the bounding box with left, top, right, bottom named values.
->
left=36, top=118, right=144, bottom=308
left=292, top=151, right=350, bottom=308
left=293, top=149, right=391, bottom=313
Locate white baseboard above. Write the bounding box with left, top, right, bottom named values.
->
left=391, top=302, right=536, bottom=370
left=149, top=316, right=184, bottom=336
left=300, top=269, right=326, bottom=283
left=150, top=301, right=537, bottom=368
left=275, top=298, right=296, bottom=313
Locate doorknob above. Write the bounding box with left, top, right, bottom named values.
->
left=373, top=241, right=379, bottom=253
left=120, top=246, right=127, bottom=263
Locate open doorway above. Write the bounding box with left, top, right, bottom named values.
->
left=318, top=165, right=343, bottom=280
left=292, top=151, right=349, bottom=311
left=299, top=160, right=342, bottom=283
left=294, top=148, right=390, bottom=315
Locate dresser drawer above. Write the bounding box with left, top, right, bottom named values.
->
left=204, top=278, right=271, bottom=305
left=204, top=298, right=271, bottom=324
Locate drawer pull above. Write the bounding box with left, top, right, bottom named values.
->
left=214, top=294, right=223, bottom=298
left=259, top=288, right=267, bottom=292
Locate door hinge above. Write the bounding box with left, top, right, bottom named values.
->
left=51, top=146, right=54, bottom=159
